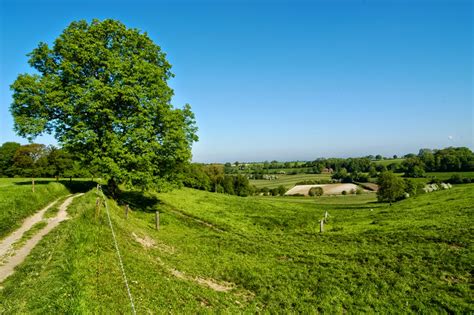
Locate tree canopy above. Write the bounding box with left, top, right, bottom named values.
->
left=377, top=171, right=406, bottom=203
left=10, top=19, right=198, bottom=189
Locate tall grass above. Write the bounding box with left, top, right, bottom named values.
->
left=0, top=181, right=69, bottom=238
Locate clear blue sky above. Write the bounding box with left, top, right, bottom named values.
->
left=0, top=0, right=472, bottom=162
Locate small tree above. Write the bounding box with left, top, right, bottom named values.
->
left=308, top=187, right=323, bottom=197
left=331, top=168, right=348, bottom=180
left=368, top=165, right=377, bottom=178
left=11, top=144, right=48, bottom=178
left=233, top=174, right=251, bottom=196
left=403, top=157, right=426, bottom=178
left=377, top=171, right=406, bottom=203
left=277, top=185, right=287, bottom=196
left=222, top=175, right=235, bottom=195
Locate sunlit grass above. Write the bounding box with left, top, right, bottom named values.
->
left=1, top=183, right=472, bottom=312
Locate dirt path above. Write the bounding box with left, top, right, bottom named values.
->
left=0, top=193, right=83, bottom=282
left=0, top=197, right=66, bottom=257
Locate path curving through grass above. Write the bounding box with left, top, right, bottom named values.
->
left=0, top=193, right=83, bottom=282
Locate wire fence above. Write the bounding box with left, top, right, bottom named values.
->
left=97, top=185, right=136, bottom=314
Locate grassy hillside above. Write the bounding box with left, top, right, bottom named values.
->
left=374, top=158, right=405, bottom=166
left=0, top=180, right=70, bottom=238
left=0, top=178, right=96, bottom=239
left=250, top=173, right=332, bottom=189
left=0, top=185, right=472, bottom=313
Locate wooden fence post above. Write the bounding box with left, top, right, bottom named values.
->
left=95, top=197, right=100, bottom=220
left=320, top=219, right=324, bottom=233
left=32, top=178, right=35, bottom=193
left=125, top=204, right=129, bottom=219
left=155, top=211, right=160, bottom=230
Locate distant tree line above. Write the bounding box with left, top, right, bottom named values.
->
left=304, top=157, right=373, bottom=173
left=0, top=142, right=93, bottom=178
left=182, top=164, right=254, bottom=196
left=223, top=147, right=474, bottom=178
left=182, top=163, right=290, bottom=197
left=401, top=147, right=474, bottom=177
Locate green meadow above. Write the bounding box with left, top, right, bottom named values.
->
left=0, top=180, right=69, bottom=239
left=373, top=158, right=405, bottom=166
left=1, top=181, right=472, bottom=313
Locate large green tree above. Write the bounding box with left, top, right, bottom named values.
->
left=10, top=19, right=197, bottom=190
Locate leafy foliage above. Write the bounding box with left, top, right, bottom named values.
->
left=10, top=19, right=197, bottom=189
left=0, top=142, right=90, bottom=178
left=0, top=142, right=21, bottom=176
left=377, top=171, right=406, bottom=202
left=308, top=186, right=323, bottom=196
left=183, top=163, right=253, bottom=196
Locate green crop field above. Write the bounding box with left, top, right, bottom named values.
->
left=250, top=173, right=332, bottom=189
left=425, top=171, right=474, bottom=180
left=1, top=183, right=472, bottom=313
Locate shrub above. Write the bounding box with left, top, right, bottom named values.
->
left=448, top=174, right=463, bottom=184
left=308, top=187, right=323, bottom=197
left=277, top=185, right=287, bottom=196
left=341, top=190, right=347, bottom=195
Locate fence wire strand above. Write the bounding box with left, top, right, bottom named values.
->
left=98, top=186, right=136, bottom=314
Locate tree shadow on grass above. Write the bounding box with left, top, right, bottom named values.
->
left=14, top=179, right=96, bottom=193
left=13, top=179, right=53, bottom=186
left=61, top=180, right=97, bottom=193
left=114, top=190, right=162, bottom=213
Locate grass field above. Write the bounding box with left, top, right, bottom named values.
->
left=425, top=171, right=474, bottom=180
left=250, top=173, right=332, bottom=189
left=1, top=182, right=472, bottom=313
left=373, top=158, right=405, bottom=166
left=0, top=178, right=96, bottom=239
left=0, top=179, right=69, bottom=239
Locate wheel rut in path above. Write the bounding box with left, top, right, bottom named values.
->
left=0, top=193, right=84, bottom=283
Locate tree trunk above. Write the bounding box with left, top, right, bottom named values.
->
left=107, top=177, right=119, bottom=199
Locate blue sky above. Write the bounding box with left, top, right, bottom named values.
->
left=0, top=0, right=472, bottom=162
